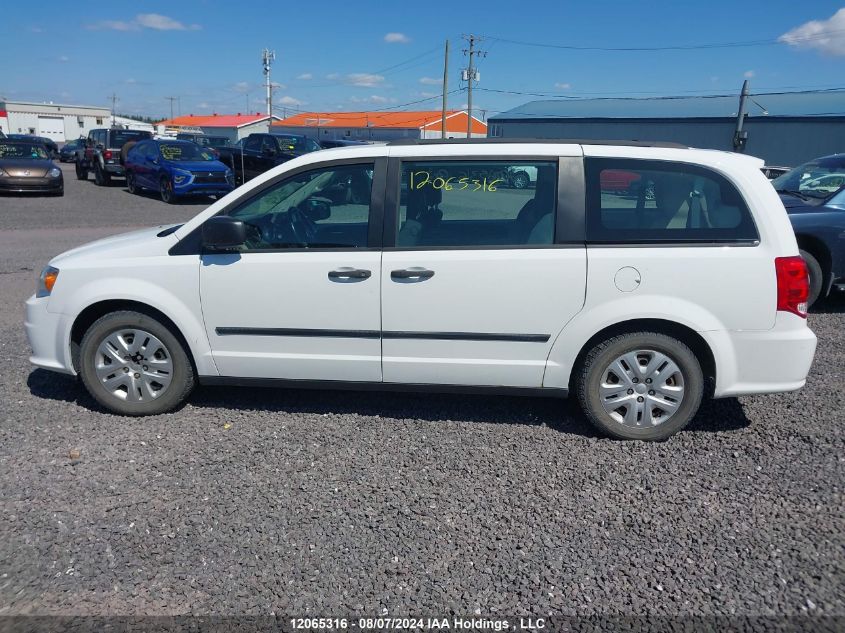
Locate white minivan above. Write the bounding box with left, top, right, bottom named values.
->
left=25, top=139, right=817, bottom=440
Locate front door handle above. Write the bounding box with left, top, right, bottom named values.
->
left=391, top=268, right=435, bottom=281
left=328, top=268, right=371, bottom=280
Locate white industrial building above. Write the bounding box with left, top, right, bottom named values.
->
left=0, top=100, right=115, bottom=142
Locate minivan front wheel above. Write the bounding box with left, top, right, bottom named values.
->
left=79, top=310, right=195, bottom=416
left=577, top=332, right=704, bottom=440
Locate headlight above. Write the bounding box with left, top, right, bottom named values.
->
left=172, top=169, right=191, bottom=185
left=48, top=167, right=62, bottom=178
left=36, top=266, right=60, bottom=298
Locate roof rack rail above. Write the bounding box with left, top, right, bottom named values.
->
left=386, top=137, right=687, bottom=149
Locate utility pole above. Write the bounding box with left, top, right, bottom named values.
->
left=733, top=79, right=750, bottom=152
left=165, top=96, right=177, bottom=120
left=262, top=48, right=276, bottom=116
left=462, top=34, right=485, bottom=138
left=441, top=39, right=449, bottom=139
left=109, top=93, right=118, bottom=127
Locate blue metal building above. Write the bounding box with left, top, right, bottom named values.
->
left=487, top=91, right=845, bottom=166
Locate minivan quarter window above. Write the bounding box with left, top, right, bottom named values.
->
left=396, top=160, right=557, bottom=248
left=585, top=158, right=759, bottom=243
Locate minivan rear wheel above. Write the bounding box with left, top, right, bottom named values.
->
left=577, top=332, right=704, bottom=440
left=79, top=310, right=195, bottom=416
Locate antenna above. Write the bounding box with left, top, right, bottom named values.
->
left=262, top=48, right=276, bottom=117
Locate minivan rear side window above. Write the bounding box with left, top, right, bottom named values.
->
left=396, top=160, right=557, bottom=248
left=585, top=159, right=759, bottom=243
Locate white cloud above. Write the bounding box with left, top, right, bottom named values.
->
left=57, top=55, right=70, bottom=63
left=384, top=32, right=410, bottom=44
left=743, top=70, right=755, bottom=78
left=135, top=13, right=201, bottom=30
left=419, top=77, right=440, bottom=85
left=87, top=19, right=134, bottom=31
left=86, top=13, right=201, bottom=31
left=297, top=73, right=313, bottom=80
left=326, top=73, right=340, bottom=80
left=270, top=81, right=286, bottom=90
left=420, top=91, right=439, bottom=98
left=197, top=102, right=211, bottom=109
left=779, top=8, right=845, bottom=56
left=277, top=96, right=304, bottom=106
left=30, top=26, right=44, bottom=33
left=232, top=81, right=251, bottom=93
left=350, top=95, right=396, bottom=104
left=346, top=73, right=385, bottom=87
left=554, top=82, right=571, bottom=89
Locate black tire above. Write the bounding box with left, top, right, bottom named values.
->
left=79, top=310, right=195, bottom=416
left=511, top=171, right=530, bottom=189
left=126, top=171, right=139, bottom=195
left=576, top=332, right=704, bottom=441
left=799, top=249, right=824, bottom=307
left=75, top=162, right=88, bottom=180
left=160, top=176, right=175, bottom=204
left=94, top=164, right=110, bottom=186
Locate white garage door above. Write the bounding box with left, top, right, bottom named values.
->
left=37, top=116, right=65, bottom=142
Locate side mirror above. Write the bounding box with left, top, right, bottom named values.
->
left=304, top=197, right=331, bottom=222
left=202, top=216, right=246, bottom=250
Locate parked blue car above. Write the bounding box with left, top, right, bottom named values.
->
left=773, top=153, right=845, bottom=306
left=125, top=139, right=234, bottom=203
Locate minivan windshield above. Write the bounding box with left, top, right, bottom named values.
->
left=771, top=155, right=845, bottom=199
left=158, top=142, right=215, bottom=161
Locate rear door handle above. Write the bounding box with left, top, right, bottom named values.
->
left=328, top=268, right=371, bottom=280
left=391, top=268, right=435, bottom=280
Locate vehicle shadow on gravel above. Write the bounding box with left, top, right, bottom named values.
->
left=27, top=369, right=751, bottom=437
left=812, top=290, right=845, bottom=314
left=122, top=187, right=218, bottom=206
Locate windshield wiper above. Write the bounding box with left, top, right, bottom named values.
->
left=775, top=188, right=809, bottom=201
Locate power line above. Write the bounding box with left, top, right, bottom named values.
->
left=474, top=86, right=845, bottom=101
left=271, top=89, right=465, bottom=119
left=479, top=27, right=845, bottom=52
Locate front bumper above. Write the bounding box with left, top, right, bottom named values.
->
left=0, top=178, right=63, bottom=193
left=173, top=179, right=234, bottom=196
left=25, top=295, right=75, bottom=375
left=705, top=312, right=817, bottom=397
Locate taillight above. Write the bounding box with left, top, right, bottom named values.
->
left=103, top=150, right=113, bottom=160
left=775, top=256, right=809, bottom=318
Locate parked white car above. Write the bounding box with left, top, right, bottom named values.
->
left=25, top=139, right=817, bottom=440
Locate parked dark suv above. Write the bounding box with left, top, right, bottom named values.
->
left=75, top=128, right=152, bottom=185
left=773, top=153, right=845, bottom=306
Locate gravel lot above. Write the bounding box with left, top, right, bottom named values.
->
left=0, top=163, right=843, bottom=619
